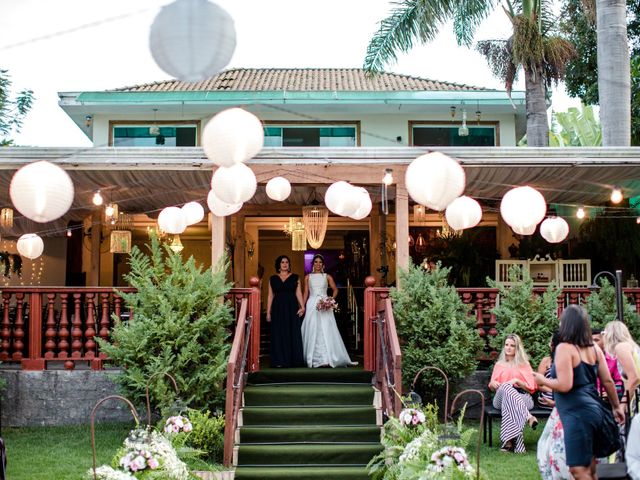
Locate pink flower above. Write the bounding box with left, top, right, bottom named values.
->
left=148, top=457, right=160, bottom=469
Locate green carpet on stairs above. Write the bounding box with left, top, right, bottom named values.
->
left=247, top=367, right=372, bottom=385
left=244, top=383, right=374, bottom=406
left=239, top=425, right=380, bottom=443
left=234, top=466, right=371, bottom=479
left=237, top=443, right=383, bottom=465
left=242, top=405, right=376, bottom=426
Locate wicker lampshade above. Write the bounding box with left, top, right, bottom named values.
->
left=0, top=208, right=13, bottom=228
left=110, top=230, right=132, bottom=254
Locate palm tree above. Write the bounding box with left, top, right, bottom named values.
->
left=364, top=0, right=574, bottom=147
left=596, top=0, right=631, bottom=145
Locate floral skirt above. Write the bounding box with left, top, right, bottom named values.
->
left=537, top=408, right=573, bottom=479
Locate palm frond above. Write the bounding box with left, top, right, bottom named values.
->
left=475, top=39, right=518, bottom=93
left=543, top=35, right=577, bottom=86
left=452, top=0, right=497, bottom=47
left=538, top=0, right=558, bottom=36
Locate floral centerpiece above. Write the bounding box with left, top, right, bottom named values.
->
left=316, top=296, right=339, bottom=312
left=398, top=407, right=426, bottom=427
left=428, top=446, right=474, bottom=476
left=164, top=415, right=193, bottom=434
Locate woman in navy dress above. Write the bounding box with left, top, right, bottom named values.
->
left=266, top=255, right=305, bottom=368
left=534, top=305, right=625, bottom=479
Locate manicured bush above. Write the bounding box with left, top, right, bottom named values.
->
left=586, top=278, right=640, bottom=338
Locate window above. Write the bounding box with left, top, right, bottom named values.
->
left=111, top=123, right=198, bottom=147
left=264, top=124, right=358, bottom=147
left=411, top=123, right=498, bottom=146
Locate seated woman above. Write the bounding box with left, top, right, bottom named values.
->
left=537, top=332, right=561, bottom=410
left=489, top=333, right=538, bottom=453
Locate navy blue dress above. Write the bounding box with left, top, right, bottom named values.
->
left=269, top=274, right=305, bottom=368
left=552, top=347, right=619, bottom=466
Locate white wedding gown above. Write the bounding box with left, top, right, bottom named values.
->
left=301, top=273, right=357, bottom=368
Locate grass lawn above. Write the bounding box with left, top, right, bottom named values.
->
left=3, top=421, right=543, bottom=479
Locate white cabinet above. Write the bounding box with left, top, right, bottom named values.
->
left=495, top=256, right=591, bottom=288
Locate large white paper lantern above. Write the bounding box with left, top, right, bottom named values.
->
left=540, top=216, right=570, bottom=243
left=149, top=0, right=236, bottom=82
left=325, top=181, right=360, bottom=217
left=10, top=161, right=74, bottom=223
left=350, top=187, right=372, bottom=220
left=500, top=186, right=547, bottom=235
left=211, top=163, right=257, bottom=204
left=158, top=207, right=187, bottom=234
left=17, top=233, right=44, bottom=260
left=266, top=177, right=291, bottom=201
left=445, top=196, right=482, bottom=230
left=405, top=152, right=465, bottom=211
left=207, top=190, right=242, bottom=217
left=181, top=201, right=205, bottom=225
left=202, top=108, right=264, bottom=167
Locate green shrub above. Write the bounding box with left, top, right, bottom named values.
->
left=586, top=278, right=640, bottom=338
left=97, top=234, right=233, bottom=413
left=184, top=409, right=225, bottom=463
left=391, top=263, right=483, bottom=394
left=487, top=265, right=560, bottom=366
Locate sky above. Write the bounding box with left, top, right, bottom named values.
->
left=0, top=0, right=578, bottom=147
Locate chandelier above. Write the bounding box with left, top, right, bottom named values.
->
left=436, top=213, right=460, bottom=239
left=302, top=206, right=328, bottom=249
left=283, top=217, right=306, bottom=251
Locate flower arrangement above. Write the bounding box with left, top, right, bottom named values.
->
left=316, top=295, right=338, bottom=312
left=164, top=415, right=193, bottom=434
left=428, top=446, right=474, bottom=476
left=399, top=407, right=426, bottom=427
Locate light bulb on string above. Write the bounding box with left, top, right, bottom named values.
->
left=576, top=207, right=586, bottom=219
left=610, top=186, right=623, bottom=204
left=66, top=229, right=72, bottom=237
left=382, top=169, right=394, bottom=186
left=636, top=216, right=640, bottom=224
left=92, top=190, right=104, bottom=206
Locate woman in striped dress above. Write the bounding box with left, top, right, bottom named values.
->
left=489, top=333, right=538, bottom=453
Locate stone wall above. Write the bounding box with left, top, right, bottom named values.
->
left=0, top=369, right=137, bottom=427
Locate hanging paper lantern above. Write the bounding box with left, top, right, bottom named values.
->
left=10, top=161, right=74, bottom=223
left=405, top=152, right=465, bottom=211
left=349, top=187, right=372, bottom=220
left=266, top=177, right=291, bottom=201
left=181, top=201, right=205, bottom=225
left=149, top=0, right=236, bottom=82
left=211, top=163, right=257, bottom=204
left=500, top=186, right=547, bottom=235
left=325, top=181, right=360, bottom=217
left=158, top=207, right=187, bottom=234
left=17, top=233, right=44, bottom=260
left=207, top=189, right=242, bottom=217
left=540, top=217, right=570, bottom=243
left=445, top=196, right=482, bottom=230
left=202, top=108, right=264, bottom=167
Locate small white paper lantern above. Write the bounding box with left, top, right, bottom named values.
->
left=158, top=207, right=187, bottom=234
left=500, top=186, right=547, bottom=235
left=325, top=181, right=360, bottom=217
left=445, top=196, right=482, bottom=230
left=17, top=233, right=44, bottom=260
left=181, top=201, right=205, bottom=225
left=266, top=177, right=291, bottom=201
left=349, top=187, right=372, bottom=220
left=540, top=217, right=570, bottom=243
left=202, top=108, right=264, bottom=167
left=211, top=163, right=257, bottom=204
left=10, top=161, right=74, bottom=223
left=405, top=152, right=465, bottom=211
left=149, top=0, right=236, bottom=82
left=207, top=189, right=242, bottom=217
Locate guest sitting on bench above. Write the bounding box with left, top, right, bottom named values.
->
left=489, top=333, right=538, bottom=453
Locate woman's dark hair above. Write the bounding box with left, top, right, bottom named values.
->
left=274, top=255, right=290, bottom=273
left=312, top=254, right=324, bottom=264
left=558, top=305, right=593, bottom=347
left=550, top=330, right=562, bottom=358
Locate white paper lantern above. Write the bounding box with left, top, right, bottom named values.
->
left=207, top=189, right=242, bottom=217
left=500, top=186, right=547, bottom=235
left=540, top=217, right=570, bottom=243
left=405, top=152, right=466, bottom=211
left=445, top=196, right=482, bottom=230
left=325, top=181, right=360, bottom=217
left=349, top=187, right=372, bottom=220
left=181, top=201, right=205, bottom=225
left=266, top=177, right=291, bottom=201
left=17, top=233, right=44, bottom=260
left=149, top=0, right=236, bottom=82
left=158, top=207, right=187, bottom=234
left=211, top=163, right=257, bottom=204
left=202, top=108, right=264, bottom=167
left=10, top=161, right=74, bottom=223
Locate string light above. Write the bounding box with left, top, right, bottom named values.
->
left=92, top=190, right=104, bottom=206
left=610, top=186, right=623, bottom=204
left=382, top=168, right=394, bottom=186
left=66, top=229, right=72, bottom=237
left=636, top=217, right=640, bottom=224
left=576, top=207, right=586, bottom=219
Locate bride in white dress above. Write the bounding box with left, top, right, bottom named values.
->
left=301, top=254, right=357, bottom=368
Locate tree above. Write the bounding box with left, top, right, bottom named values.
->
left=549, top=103, right=602, bottom=146
left=364, top=0, right=574, bottom=146
left=0, top=69, right=33, bottom=146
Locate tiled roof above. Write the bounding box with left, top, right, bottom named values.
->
left=113, top=68, right=492, bottom=92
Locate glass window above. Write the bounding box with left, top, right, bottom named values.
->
left=113, top=125, right=197, bottom=147
left=412, top=126, right=496, bottom=146
left=263, top=125, right=357, bottom=147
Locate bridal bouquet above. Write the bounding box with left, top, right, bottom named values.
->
left=316, top=296, right=339, bottom=312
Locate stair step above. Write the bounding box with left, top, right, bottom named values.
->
left=244, top=384, right=374, bottom=406
left=234, top=465, right=371, bottom=479
left=237, top=443, right=383, bottom=466
left=241, top=406, right=377, bottom=426
left=248, top=367, right=371, bottom=385
left=239, top=425, right=380, bottom=444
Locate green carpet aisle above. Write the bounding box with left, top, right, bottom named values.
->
left=233, top=367, right=382, bottom=480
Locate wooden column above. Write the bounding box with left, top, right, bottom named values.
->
left=233, top=214, right=246, bottom=287
left=211, top=214, right=226, bottom=273
left=89, top=210, right=102, bottom=286
left=369, top=207, right=382, bottom=285
left=395, top=184, right=409, bottom=287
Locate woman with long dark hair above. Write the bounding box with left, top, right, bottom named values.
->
left=534, top=305, right=625, bottom=480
